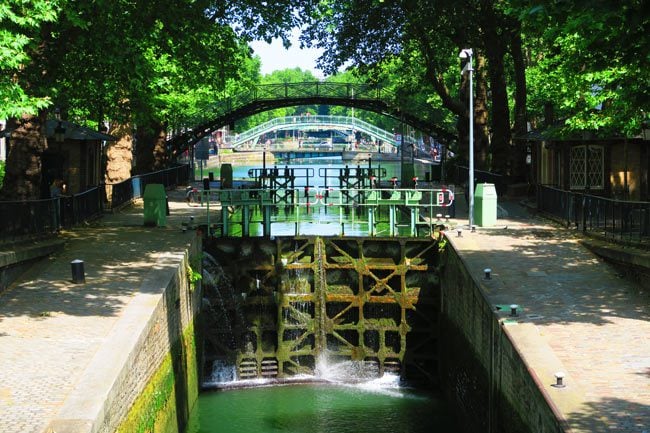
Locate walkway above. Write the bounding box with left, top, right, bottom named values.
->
left=0, top=188, right=204, bottom=433
left=448, top=197, right=650, bottom=432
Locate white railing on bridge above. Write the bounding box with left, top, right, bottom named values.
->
left=229, top=115, right=397, bottom=148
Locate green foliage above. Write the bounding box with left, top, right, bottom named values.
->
left=437, top=237, right=448, bottom=253
left=0, top=0, right=61, bottom=117
left=0, top=161, right=5, bottom=189
left=515, top=0, right=649, bottom=137
left=186, top=262, right=202, bottom=292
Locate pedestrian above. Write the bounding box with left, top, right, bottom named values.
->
left=50, top=179, right=63, bottom=198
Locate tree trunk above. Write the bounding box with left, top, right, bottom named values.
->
left=134, top=121, right=168, bottom=174
left=152, top=122, right=168, bottom=171
left=0, top=113, right=48, bottom=200
left=474, top=53, right=490, bottom=171
left=510, top=24, right=528, bottom=180
left=104, top=122, right=133, bottom=202
left=134, top=126, right=154, bottom=175
left=480, top=1, right=512, bottom=175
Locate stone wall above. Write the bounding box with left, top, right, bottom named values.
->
left=439, top=241, right=568, bottom=433
left=46, top=241, right=202, bottom=433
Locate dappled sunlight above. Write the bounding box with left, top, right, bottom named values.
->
left=567, top=397, right=650, bottom=432
left=0, top=191, right=195, bottom=321
left=449, top=199, right=650, bottom=431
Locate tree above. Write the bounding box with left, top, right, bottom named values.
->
left=1, top=0, right=303, bottom=198
left=516, top=0, right=649, bottom=137
left=0, top=1, right=61, bottom=199
left=300, top=0, right=526, bottom=175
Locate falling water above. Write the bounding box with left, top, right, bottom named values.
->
left=206, top=359, right=237, bottom=385
left=202, top=252, right=248, bottom=385
left=315, top=356, right=384, bottom=384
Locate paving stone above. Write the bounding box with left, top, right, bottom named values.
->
left=450, top=199, right=650, bottom=432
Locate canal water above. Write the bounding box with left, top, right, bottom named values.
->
left=197, top=158, right=434, bottom=187
left=186, top=381, right=458, bottom=433
left=189, top=158, right=459, bottom=432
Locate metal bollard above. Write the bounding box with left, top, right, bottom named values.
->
left=71, top=259, right=85, bottom=284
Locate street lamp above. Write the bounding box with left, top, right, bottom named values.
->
left=459, top=48, right=474, bottom=227
left=54, top=107, right=66, bottom=143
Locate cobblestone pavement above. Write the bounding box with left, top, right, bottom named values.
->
left=449, top=198, right=650, bottom=433
left=0, top=189, right=202, bottom=433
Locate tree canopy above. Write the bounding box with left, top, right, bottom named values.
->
left=1, top=0, right=648, bottom=198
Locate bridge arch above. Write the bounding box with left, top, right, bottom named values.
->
left=230, top=115, right=399, bottom=148
left=168, top=82, right=456, bottom=157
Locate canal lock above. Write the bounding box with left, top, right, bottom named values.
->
left=200, top=236, right=442, bottom=387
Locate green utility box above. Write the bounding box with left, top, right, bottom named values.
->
left=474, top=183, right=498, bottom=227
left=143, top=183, right=167, bottom=227
left=220, top=163, right=233, bottom=189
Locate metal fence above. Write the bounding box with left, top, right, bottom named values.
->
left=0, top=197, right=59, bottom=241
left=107, top=164, right=190, bottom=209
left=537, top=185, right=650, bottom=243
left=0, top=164, right=190, bottom=243
left=452, top=165, right=510, bottom=196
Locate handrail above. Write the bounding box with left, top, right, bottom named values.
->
left=230, top=115, right=397, bottom=148
left=537, top=184, right=650, bottom=243
left=194, top=185, right=455, bottom=237
left=0, top=164, right=190, bottom=243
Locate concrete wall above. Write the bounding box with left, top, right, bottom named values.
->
left=439, top=241, right=568, bottom=433
left=47, top=241, right=202, bottom=433
left=0, top=240, right=65, bottom=293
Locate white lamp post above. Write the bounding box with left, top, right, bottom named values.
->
left=459, top=48, right=474, bottom=228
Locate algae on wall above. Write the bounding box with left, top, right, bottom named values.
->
left=116, top=324, right=199, bottom=433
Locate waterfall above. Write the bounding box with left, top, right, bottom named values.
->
left=202, top=252, right=245, bottom=384
left=206, top=359, right=237, bottom=385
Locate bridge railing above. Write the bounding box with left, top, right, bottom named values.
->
left=230, top=115, right=396, bottom=148
left=193, top=186, right=455, bottom=237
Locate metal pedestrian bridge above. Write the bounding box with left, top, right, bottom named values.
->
left=230, top=115, right=397, bottom=148
left=168, top=81, right=457, bottom=158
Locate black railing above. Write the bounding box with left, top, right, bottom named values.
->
left=107, top=164, right=190, bottom=209
left=453, top=165, right=510, bottom=196
left=0, top=186, right=102, bottom=242
left=0, top=164, right=190, bottom=243
left=537, top=185, right=650, bottom=243
left=0, top=198, right=58, bottom=241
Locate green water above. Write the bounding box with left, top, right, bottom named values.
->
left=195, top=159, right=432, bottom=187
left=186, top=384, right=458, bottom=433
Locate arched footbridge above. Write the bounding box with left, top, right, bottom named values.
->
left=168, top=82, right=455, bottom=157
left=230, top=115, right=399, bottom=148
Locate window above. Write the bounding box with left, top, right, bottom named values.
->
left=570, top=145, right=604, bottom=189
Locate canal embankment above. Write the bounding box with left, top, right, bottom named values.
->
left=0, top=189, right=204, bottom=433
left=2, top=182, right=648, bottom=433
left=443, top=201, right=650, bottom=433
